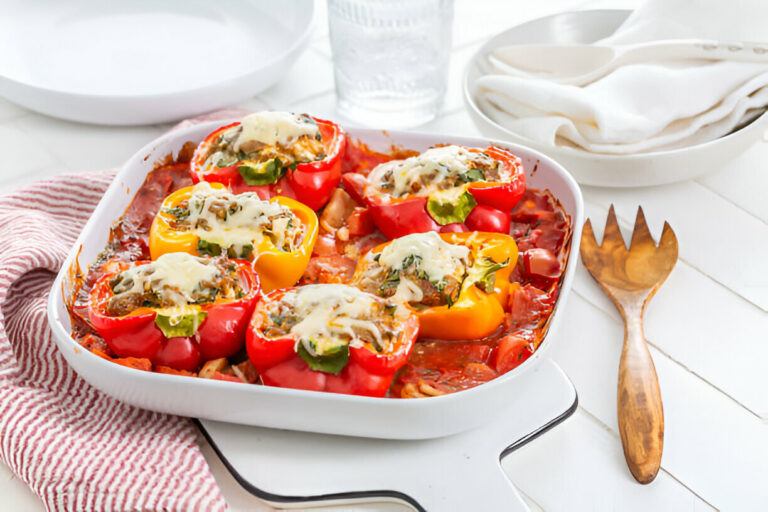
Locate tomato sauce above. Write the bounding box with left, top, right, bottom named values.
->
left=341, top=138, right=419, bottom=175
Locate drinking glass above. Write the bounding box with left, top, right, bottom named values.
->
left=327, top=0, right=454, bottom=129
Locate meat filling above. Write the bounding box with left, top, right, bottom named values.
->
left=106, top=256, right=242, bottom=316
left=204, top=117, right=325, bottom=170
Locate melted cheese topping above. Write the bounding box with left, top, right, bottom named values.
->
left=392, top=277, right=425, bottom=303
left=283, top=284, right=389, bottom=355
left=185, top=183, right=300, bottom=251
left=368, top=145, right=476, bottom=197
left=113, top=253, right=220, bottom=307
left=378, top=231, right=469, bottom=282
left=234, top=111, right=319, bottom=151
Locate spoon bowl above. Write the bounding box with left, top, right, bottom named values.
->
left=488, top=39, right=768, bottom=86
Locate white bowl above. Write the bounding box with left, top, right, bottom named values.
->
left=0, top=0, right=314, bottom=125
left=463, top=9, right=768, bottom=187
left=47, top=122, right=583, bottom=440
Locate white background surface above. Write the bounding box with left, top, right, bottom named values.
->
left=1, top=0, right=767, bottom=510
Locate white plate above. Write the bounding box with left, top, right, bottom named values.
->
left=0, top=0, right=313, bottom=125
left=46, top=121, right=584, bottom=440
left=463, top=10, right=768, bottom=187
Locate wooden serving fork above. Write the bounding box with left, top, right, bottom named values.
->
left=580, top=205, right=678, bottom=484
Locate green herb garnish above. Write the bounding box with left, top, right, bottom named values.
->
left=473, top=257, right=509, bottom=293
left=162, top=206, right=190, bottom=220
left=297, top=341, right=349, bottom=375
left=155, top=311, right=208, bottom=338
left=426, top=190, right=477, bottom=225
left=237, top=157, right=285, bottom=186
left=197, top=239, right=222, bottom=256
left=458, top=168, right=485, bottom=183
left=227, top=243, right=253, bottom=259
left=378, top=268, right=401, bottom=295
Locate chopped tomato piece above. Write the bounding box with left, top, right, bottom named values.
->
left=522, top=248, right=561, bottom=278
left=493, top=333, right=534, bottom=374
left=507, top=283, right=554, bottom=330
left=113, top=357, right=153, bottom=372
left=211, top=372, right=244, bottom=383
left=347, top=209, right=375, bottom=237
left=156, top=365, right=196, bottom=377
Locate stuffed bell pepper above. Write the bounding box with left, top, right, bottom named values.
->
left=351, top=231, right=517, bottom=340
left=190, top=111, right=346, bottom=210
left=342, top=145, right=525, bottom=239
left=88, top=253, right=260, bottom=372
left=150, top=182, right=318, bottom=292
left=246, top=284, right=418, bottom=397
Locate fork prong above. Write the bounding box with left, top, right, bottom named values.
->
left=602, top=204, right=627, bottom=250
left=630, top=206, right=655, bottom=249
left=580, top=218, right=598, bottom=251
left=579, top=219, right=604, bottom=277
left=660, top=221, right=679, bottom=254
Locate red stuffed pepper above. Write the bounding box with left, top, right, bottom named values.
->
left=88, top=253, right=260, bottom=372
left=190, top=111, right=346, bottom=211
left=341, top=144, right=525, bottom=239
left=246, top=284, right=418, bottom=397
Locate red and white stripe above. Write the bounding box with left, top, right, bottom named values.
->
left=0, top=170, right=227, bottom=511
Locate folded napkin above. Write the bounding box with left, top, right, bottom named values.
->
left=473, top=0, right=768, bottom=154
left=0, top=113, right=246, bottom=511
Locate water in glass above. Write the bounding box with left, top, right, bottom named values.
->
left=328, top=0, right=454, bottom=128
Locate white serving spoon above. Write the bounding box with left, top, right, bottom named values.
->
left=487, top=39, right=768, bottom=86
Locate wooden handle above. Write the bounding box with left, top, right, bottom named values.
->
left=617, top=313, right=664, bottom=484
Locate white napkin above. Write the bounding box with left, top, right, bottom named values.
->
left=473, top=0, right=768, bottom=154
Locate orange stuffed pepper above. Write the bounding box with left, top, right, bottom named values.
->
left=150, top=182, right=318, bottom=292
left=351, top=231, right=517, bottom=340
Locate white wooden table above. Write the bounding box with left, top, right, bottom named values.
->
left=2, top=0, right=767, bottom=510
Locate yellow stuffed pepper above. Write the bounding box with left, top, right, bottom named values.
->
left=351, top=231, right=517, bottom=340
left=150, top=182, right=318, bottom=292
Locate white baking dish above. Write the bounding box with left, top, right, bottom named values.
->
left=46, top=122, right=583, bottom=440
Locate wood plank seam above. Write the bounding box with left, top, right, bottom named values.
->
left=571, top=288, right=765, bottom=420
left=577, top=407, right=719, bottom=510
left=694, top=177, right=768, bottom=229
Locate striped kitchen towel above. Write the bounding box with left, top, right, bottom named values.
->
left=0, top=111, right=251, bottom=511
